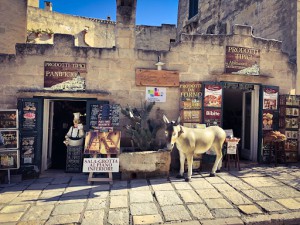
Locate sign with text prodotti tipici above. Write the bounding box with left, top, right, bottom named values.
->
left=44, top=61, right=87, bottom=90
left=135, top=69, right=179, bottom=87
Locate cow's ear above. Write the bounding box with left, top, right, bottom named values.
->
left=176, top=116, right=181, bottom=125
left=163, top=114, right=170, bottom=124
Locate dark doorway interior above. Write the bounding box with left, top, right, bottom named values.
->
left=51, top=100, right=86, bottom=169
left=222, top=88, right=243, bottom=138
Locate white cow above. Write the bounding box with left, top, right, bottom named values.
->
left=163, top=115, right=226, bottom=182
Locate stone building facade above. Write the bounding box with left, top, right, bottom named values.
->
left=0, top=0, right=298, bottom=173
left=177, top=0, right=300, bottom=93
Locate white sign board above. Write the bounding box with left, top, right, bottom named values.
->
left=227, top=141, right=238, bottom=154
left=82, top=158, right=119, bottom=172
left=146, top=87, right=166, bottom=102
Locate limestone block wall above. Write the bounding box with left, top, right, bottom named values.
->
left=0, top=25, right=295, bottom=120
left=177, top=0, right=297, bottom=61
left=0, top=0, right=27, bottom=54
left=135, top=24, right=176, bottom=51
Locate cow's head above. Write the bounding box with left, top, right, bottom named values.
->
left=163, top=115, right=183, bottom=150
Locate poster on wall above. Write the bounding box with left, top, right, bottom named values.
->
left=44, top=61, right=87, bottom=91
left=20, top=135, right=36, bottom=164
left=0, top=150, right=19, bottom=170
left=22, top=101, right=37, bottom=130
left=145, top=87, right=166, bottom=102
left=204, top=85, right=222, bottom=107
left=225, top=46, right=260, bottom=75
left=263, top=88, right=278, bottom=110
left=180, top=82, right=202, bottom=109
left=262, top=110, right=274, bottom=130
left=180, top=110, right=201, bottom=123
left=0, top=130, right=19, bottom=149
left=203, top=108, right=222, bottom=126
left=84, top=131, right=121, bottom=155
left=0, top=109, right=18, bottom=129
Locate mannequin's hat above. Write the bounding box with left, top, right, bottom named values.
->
left=73, top=112, right=80, bottom=121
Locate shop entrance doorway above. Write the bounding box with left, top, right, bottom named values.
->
left=42, top=99, right=86, bottom=171
left=222, top=83, right=259, bottom=161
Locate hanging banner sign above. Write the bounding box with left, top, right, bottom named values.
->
left=82, top=158, right=119, bottom=172
left=44, top=61, right=87, bottom=91
left=146, top=87, right=166, bottom=102
left=204, top=85, right=222, bottom=107
left=263, top=88, right=278, bottom=110
left=225, top=46, right=260, bottom=75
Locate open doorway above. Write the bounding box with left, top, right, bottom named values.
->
left=222, top=84, right=259, bottom=161
left=46, top=100, right=86, bottom=170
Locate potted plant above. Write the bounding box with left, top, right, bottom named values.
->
left=119, top=101, right=171, bottom=179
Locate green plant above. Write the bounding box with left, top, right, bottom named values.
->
left=121, top=101, right=165, bottom=151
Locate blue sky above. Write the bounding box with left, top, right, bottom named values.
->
left=39, top=0, right=178, bottom=26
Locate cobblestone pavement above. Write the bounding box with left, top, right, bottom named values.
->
left=1, top=164, right=300, bottom=225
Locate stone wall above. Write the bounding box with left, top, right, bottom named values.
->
left=0, top=25, right=295, bottom=115
left=177, top=0, right=297, bottom=62
left=26, top=7, right=176, bottom=51
left=0, top=0, right=27, bottom=54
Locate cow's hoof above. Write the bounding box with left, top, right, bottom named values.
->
left=216, top=169, right=221, bottom=173
left=209, top=173, right=215, bottom=177
left=176, top=174, right=184, bottom=179
left=185, top=177, right=191, bottom=182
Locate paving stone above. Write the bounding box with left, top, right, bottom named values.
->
left=218, top=174, right=241, bottom=181
left=130, top=179, right=149, bottom=191
left=258, top=186, right=300, bottom=198
left=19, top=190, right=42, bottom=197
left=276, top=198, right=300, bottom=210
left=108, top=209, right=129, bottom=225
left=52, top=202, right=85, bottom=215
left=155, top=190, right=183, bottom=206
left=196, top=188, right=223, bottom=199
left=62, top=188, right=90, bottom=197
left=256, top=200, right=286, bottom=212
left=10, top=196, right=38, bottom=205
left=166, top=221, right=200, bottom=225
left=21, top=205, right=54, bottom=221
left=18, top=220, right=46, bottom=225
left=81, top=209, right=105, bottom=225
left=242, top=176, right=283, bottom=187
left=90, top=190, right=109, bottom=198
left=110, top=189, right=128, bottom=196
left=132, top=214, right=163, bottom=225
left=204, top=198, right=233, bottom=209
left=243, top=214, right=272, bottom=224
left=39, top=191, right=63, bottom=199
left=110, top=195, right=128, bottom=208
left=271, top=173, right=296, bottom=180
left=51, top=177, right=71, bottom=184
left=224, top=191, right=252, bottom=205
left=150, top=182, right=174, bottom=191
left=0, top=212, right=24, bottom=222
left=112, top=180, right=128, bottom=188
left=45, top=214, right=81, bottom=225
left=27, top=183, right=49, bottom=190
left=161, top=205, right=192, bottom=221
left=90, top=184, right=110, bottom=191
left=238, top=204, right=263, bottom=215
left=86, top=198, right=107, bottom=210
left=43, top=184, right=68, bottom=192
left=226, top=180, right=252, bottom=190
left=0, top=193, right=20, bottom=204
left=212, top=208, right=241, bottom=218
left=0, top=204, right=30, bottom=213
left=201, top=217, right=244, bottom=225
left=241, top=189, right=269, bottom=201
left=205, top=176, right=225, bottom=184
left=129, top=191, right=153, bottom=203
left=177, top=190, right=203, bottom=203
left=172, top=181, right=193, bottom=190
left=58, top=196, right=88, bottom=204
left=189, top=179, right=214, bottom=189
left=187, top=203, right=213, bottom=219
left=212, top=183, right=236, bottom=192
left=130, top=203, right=159, bottom=215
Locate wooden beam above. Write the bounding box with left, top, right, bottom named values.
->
left=136, top=69, right=179, bottom=87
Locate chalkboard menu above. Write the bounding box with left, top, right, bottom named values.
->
left=21, top=101, right=37, bottom=130
left=89, top=104, right=120, bottom=129
left=0, top=110, right=18, bottom=129
left=66, top=146, right=83, bottom=172
left=20, top=135, right=36, bottom=164
left=0, top=130, right=19, bottom=149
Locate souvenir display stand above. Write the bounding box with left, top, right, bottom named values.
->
left=223, top=137, right=240, bottom=171
left=279, top=95, right=300, bottom=162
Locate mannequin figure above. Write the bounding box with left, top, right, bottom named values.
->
left=63, top=112, right=85, bottom=146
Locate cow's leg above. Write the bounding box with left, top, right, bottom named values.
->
left=176, top=151, right=185, bottom=179
left=185, top=154, right=193, bottom=182
left=210, top=148, right=223, bottom=177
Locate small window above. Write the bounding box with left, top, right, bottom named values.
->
left=189, top=0, right=198, bottom=19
